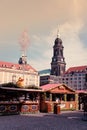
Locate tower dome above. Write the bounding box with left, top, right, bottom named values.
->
left=55, top=37, right=62, bottom=45
left=55, top=29, right=62, bottom=45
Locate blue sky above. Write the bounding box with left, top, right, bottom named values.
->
left=0, top=0, right=87, bottom=71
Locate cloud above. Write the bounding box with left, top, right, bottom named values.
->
left=32, top=35, right=41, bottom=42
left=29, top=34, right=52, bottom=71
left=0, top=0, right=87, bottom=71
left=29, top=19, right=87, bottom=71
left=46, top=20, right=87, bottom=70
left=0, top=0, right=87, bottom=33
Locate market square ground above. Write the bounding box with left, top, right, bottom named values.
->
left=0, top=111, right=87, bottom=130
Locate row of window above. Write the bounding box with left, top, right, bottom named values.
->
left=64, top=73, right=86, bottom=77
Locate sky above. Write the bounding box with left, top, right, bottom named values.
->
left=0, top=0, right=87, bottom=71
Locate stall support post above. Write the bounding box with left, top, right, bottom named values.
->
left=50, top=93, right=52, bottom=101
left=75, top=93, right=79, bottom=110
left=44, top=92, right=46, bottom=101
left=38, top=92, right=40, bottom=112
left=64, top=94, right=67, bottom=101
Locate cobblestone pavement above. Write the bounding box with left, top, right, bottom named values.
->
left=0, top=111, right=87, bottom=130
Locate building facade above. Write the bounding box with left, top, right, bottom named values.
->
left=39, top=69, right=50, bottom=86
left=0, top=61, right=39, bottom=87
left=57, top=66, right=87, bottom=90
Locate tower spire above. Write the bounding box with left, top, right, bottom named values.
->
left=57, top=27, right=60, bottom=38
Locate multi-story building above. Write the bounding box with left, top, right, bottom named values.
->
left=58, top=66, right=87, bottom=90
left=39, top=69, right=50, bottom=86
left=0, top=60, right=39, bottom=87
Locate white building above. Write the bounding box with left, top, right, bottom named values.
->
left=0, top=61, right=39, bottom=87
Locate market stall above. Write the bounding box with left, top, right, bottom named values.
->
left=40, top=84, right=78, bottom=113
left=0, top=86, right=42, bottom=115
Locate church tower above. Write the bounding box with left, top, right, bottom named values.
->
left=51, top=32, right=66, bottom=76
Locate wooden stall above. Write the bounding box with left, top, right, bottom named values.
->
left=0, top=86, right=42, bottom=115
left=0, top=84, right=80, bottom=115
left=40, top=84, right=78, bottom=113
left=76, top=90, right=87, bottom=110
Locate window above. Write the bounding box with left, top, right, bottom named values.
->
left=12, top=75, right=16, bottom=83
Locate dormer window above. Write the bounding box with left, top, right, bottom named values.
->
left=11, top=65, right=15, bottom=69
left=2, top=64, right=6, bottom=67
left=2, top=64, right=3, bottom=67
left=19, top=66, right=22, bottom=70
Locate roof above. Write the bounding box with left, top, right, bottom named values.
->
left=76, top=90, right=87, bottom=94
left=41, top=83, right=75, bottom=93
left=0, top=61, right=37, bottom=72
left=0, top=86, right=42, bottom=92
left=66, top=66, right=87, bottom=74
left=41, top=83, right=59, bottom=91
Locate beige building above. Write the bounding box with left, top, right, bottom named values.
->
left=0, top=61, right=39, bottom=87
